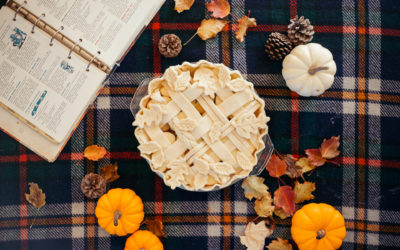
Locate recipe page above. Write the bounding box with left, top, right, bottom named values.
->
left=0, top=7, right=106, bottom=142
left=14, top=0, right=165, bottom=68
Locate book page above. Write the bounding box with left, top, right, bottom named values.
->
left=0, top=7, right=106, bottom=143
left=15, top=0, right=165, bottom=68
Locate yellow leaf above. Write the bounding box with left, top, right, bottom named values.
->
left=197, top=19, right=229, bottom=40
left=294, top=181, right=316, bottom=204
left=84, top=145, right=107, bottom=161
left=267, top=238, right=293, bottom=250
left=100, top=162, right=120, bottom=183
left=254, top=196, right=274, bottom=217
left=25, top=182, right=46, bottom=210
left=240, top=221, right=273, bottom=250
left=274, top=208, right=290, bottom=220
left=174, top=0, right=194, bottom=13
left=295, top=157, right=316, bottom=173
left=145, top=219, right=166, bottom=238
left=241, top=176, right=270, bottom=201
left=235, top=15, right=257, bottom=42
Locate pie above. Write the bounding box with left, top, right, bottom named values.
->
left=133, top=60, right=270, bottom=191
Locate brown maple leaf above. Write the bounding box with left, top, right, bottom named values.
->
left=84, top=145, right=107, bottom=161
left=273, top=186, right=295, bottom=216
left=320, top=136, right=341, bottom=159
left=235, top=15, right=257, bottom=42
left=100, top=162, right=120, bottom=183
left=284, top=154, right=303, bottom=179
left=206, top=0, right=231, bottom=18
left=241, top=176, right=270, bottom=201
left=145, top=219, right=166, bottom=238
left=266, top=154, right=287, bottom=178
left=305, top=148, right=326, bottom=167
left=294, top=181, right=316, bottom=204
left=267, top=238, right=293, bottom=250
left=174, top=0, right=194, bottom=13
left=25, top=182, right=46, bottom=229
left=254, top=195, right=274, bottom=218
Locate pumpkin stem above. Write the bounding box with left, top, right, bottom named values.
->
left=114, top=211, right=122, bottom=226
left=317, top=229, right=326, bottom=239
left=308, top=66, right=329, bottom=75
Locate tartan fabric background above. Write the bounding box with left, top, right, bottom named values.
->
left=0, top=0, right=399, bottom=249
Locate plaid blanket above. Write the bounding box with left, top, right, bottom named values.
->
left=1, top=0, right=399, bottom=249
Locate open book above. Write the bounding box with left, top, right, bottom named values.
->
left=0, top=0, right=165, bottom=162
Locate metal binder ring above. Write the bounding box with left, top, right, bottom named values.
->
left=31, top=13, right=45, bottom=33
left=86, top=51, right=101, bottom=72
left=13, top=1, right=27, bottom=21
left=68, top=38, right=83, bottom=59
left=49, top=26, right=64, bottom=46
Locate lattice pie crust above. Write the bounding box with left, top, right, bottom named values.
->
left=133, top=61, right=270, bottom=191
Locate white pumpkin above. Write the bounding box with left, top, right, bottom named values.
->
left=282, top=43, right=337, bottom=97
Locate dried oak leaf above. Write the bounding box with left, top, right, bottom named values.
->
left=84, top=145, right=107, bottom=161
left=273, top=186, right=295, bottom=216
left=240, top=221, right=273, bottom=250
left=267, top=238, right=293, bottom=250
left=145, top=219, right=166, bottom=238
left=236, top=15, right=257, bottom=42
left=241, top=176, right=270, bottom=201
left=174, top=0, right=194, bottom=13
left=284, top=154, right=302, bottom=179
left=254, top=196, right=274, bottom=218
left=206, top=0, right=230, bottom=18
left=25, top=182, right=46, bottom=210
left=321, top=136, right=341, bottom=159
left=295, top=157, right=316, bottom=174
left=294, top=181, right=316, bottom=204
left=305, top=148, right=326, bottom=167
left=197, top=19, right=229, bottom=40
left=266, top=154, right=287, bottom=178
left=100, top=162, right=120, bottom=183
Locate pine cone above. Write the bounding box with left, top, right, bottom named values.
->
left=265, top=32, right=293, bottom=60
left=158, top=34, right=182, bottom=58
left=288, top=16, right=315, bottom=45
left=80, top=173, right=106, bottom=199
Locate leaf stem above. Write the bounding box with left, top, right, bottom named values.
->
left=183, top=32, right=198, bottom=46
left=30, top=208, right=40, bottom=229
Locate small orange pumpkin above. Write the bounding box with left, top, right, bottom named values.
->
left=125, top=230, right=164, bottom=250
left=95, top=188, right=144, bottom=236
left=291, top=203, right=346, bottom=250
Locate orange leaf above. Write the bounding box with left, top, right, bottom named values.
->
left=84, top=145, right=107, bottom=161
left=267, top=238, right=293, bottom=250
left=206, top=0, right=230, bottom=18
left=100, top=162, right=120, bottom=183
left=174, top=0, right=194, bottom=13
left=273, top=186, right=295, bottom=216
left=266, top=154, right=287, bottom=178
left=305, top=148, right=326, bottom=167
left=235, top=15, right=257, bottom=42
left=197, top=19, right=229, bottom=40
left=320, top=136, right=340, bottom=159
left=145, top=219, right=166, bottom=238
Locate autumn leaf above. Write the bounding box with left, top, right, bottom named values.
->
left=266, top=154, right=287, bottom=178
left=284, top=154, right=302, bottom=179
left=25, top=182, right=46, bottom=229
left=320, top=136, right=341, bottom=159
left=84, top=145, right=107, bottom=161
left=273, top=208, right=291, bottom=220
left=197, top=19, right=229, bottom=40
left=100, top=162, right=120, bottom=183
left=294, top=181, right=316, bottom=204
left=145, top=219, right=166, bottom=238
left=254, top=196, right=274, bottom=218
left=241, top=176, right=270, bottom=201
left=240, top=221, right=273, bottom=250
left=236, top=15, right=257, bottom=42
left=174, top=0, right=194, bottom=13
left=295, top=157, right=316, bottom=174
left=267, top=238, right=293, bottom=250
left=273, top=186, right=295, bottom=216
left=206, top=0, right=230, bottom=18
left=305, top=148, right=326, bottom=167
